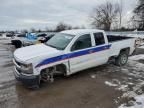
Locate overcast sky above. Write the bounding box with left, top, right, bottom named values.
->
left=0, top=0, right=137, bottom=31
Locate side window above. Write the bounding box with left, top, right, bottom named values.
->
left=71, top=34, right=92, bottom=51
left=94, top=33, right=105, bottom=46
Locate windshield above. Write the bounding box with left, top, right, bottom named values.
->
left=46, top=33, right=75, bottom=50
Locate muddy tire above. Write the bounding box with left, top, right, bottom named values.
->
left=115, top=51, right=128, bottom=66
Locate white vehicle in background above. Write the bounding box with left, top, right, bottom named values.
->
left=13, top=29, right=136, bottom=88
left=11, top=33, right=37, bottom=48
left=0, top=33, right=13, bottom=40
left=11, top=32, right=55, bottom=48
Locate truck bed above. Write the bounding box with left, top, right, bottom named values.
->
left=107, top=35, right=136, bottom=57
left=107, top=35, right=133, bottom=43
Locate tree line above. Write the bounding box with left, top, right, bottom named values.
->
left=20, top=22, right=85, bottom=33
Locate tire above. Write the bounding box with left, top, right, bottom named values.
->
left=115, top=51, right=128, bottom=66
left=12, top=40, right=22, bottom=48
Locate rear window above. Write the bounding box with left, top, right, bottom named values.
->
left=93, top=33, right=105, bottom=46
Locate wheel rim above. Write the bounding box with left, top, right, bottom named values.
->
left=121, top=54, right=128, bottom=65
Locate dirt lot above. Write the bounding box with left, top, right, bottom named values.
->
left=0, top=40, right=144, bottom=108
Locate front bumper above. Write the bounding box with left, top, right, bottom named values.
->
left=14, top=67, right=40, bottom=87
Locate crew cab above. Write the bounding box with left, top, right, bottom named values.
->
left=13, top=29, right=136, bottom=88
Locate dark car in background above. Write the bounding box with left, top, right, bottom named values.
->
left=38, top=33, right=55, bottom=43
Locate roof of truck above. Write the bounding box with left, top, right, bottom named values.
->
left=61, top=29, right=104, bottom=35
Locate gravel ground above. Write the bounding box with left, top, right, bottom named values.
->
left=0, top=39, right=144, bottom=108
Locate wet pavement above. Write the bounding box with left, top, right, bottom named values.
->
left=0, top=39, right=144, bottom=108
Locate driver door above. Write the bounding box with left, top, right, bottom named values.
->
left=69, top=34, right=94, bottom=73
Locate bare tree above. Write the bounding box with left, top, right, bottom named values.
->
left=30, top=28, right=36, bottom=33
left=133, top=0, right=144, bottom=30
left=55, top=22, right=72, bottom=32
left=38, top=29, right=42, bottom=32
left=73, top=26, right=80, bottom=29
left=90, top=2, right=119, bottom=31
left=21, top=29, right=28, bottom=33
left=118, top=0, right=123, bottom=29
left=130, top=16, right=139, bottom=29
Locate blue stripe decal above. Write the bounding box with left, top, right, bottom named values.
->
left=36, top=44, right=111, bottom=67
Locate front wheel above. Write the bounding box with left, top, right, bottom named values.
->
left=115, top=51, right=128, bottom=66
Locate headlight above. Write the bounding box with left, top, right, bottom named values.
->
left=21, top=63, right=33, bottom=74
left=21, top=63, right=31, bottom=69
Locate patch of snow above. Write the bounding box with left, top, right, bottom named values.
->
left=117, top=85, right=128, bottom=92
left=121, top=69, right=129, bottom=72
left=128, top=83, right=134, bottom=85
left=112, top=79, right=121, bottom=85
left=118, top=95, right=144, bottom=108
left=122, top=91, right=137, bottom=99
left=126, top=61, right=144, bottom=77
left=105, top=81, right=118, bottom=87
left=139, top=45, right=144, bottom=49
left=102, top=55, right=144, bottom=108
left=121, top=68, right=141, bottom=78
left=135, top=63, right=144, bottom=70
left=129, top=54, right=144, bottom=61
left=118, top=81, right=144, bottom=108
left=90, top=74, right=96, bottom=79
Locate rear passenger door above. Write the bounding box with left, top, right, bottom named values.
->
left=92, top=32, right=110, bottom=65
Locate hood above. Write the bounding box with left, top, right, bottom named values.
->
left=14, top=44, right=61, bottom=61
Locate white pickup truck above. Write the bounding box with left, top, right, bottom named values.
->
left=13, top=29, right=136, bottom=88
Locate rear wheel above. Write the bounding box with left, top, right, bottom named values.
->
left=115, top=51, right=128, bottom=66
